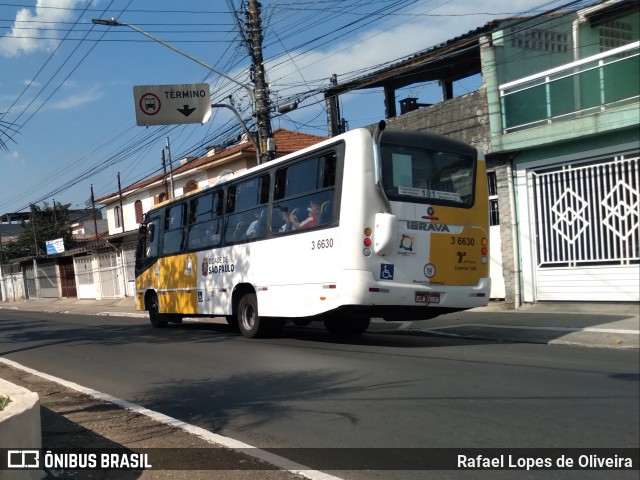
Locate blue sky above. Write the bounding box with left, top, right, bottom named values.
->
left=0, top=0, right=553, bottom=214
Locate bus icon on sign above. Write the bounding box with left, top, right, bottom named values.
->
left=145, top=97, right=156, bottom=111
left=139, top=93, right=161, bottom=116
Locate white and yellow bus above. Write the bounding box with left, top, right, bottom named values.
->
left=135, top=122, right=490, bottom=338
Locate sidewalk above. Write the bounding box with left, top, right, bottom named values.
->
left=405, top=300, right=640, bottom=349
left=0, top=296, right=144, bottom=317
left=2, top=297, right=638, bottom=349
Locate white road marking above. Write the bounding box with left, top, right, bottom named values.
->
left=0, top=357, right=344, bottom=480
left=425, top=324, right=639, bottom=335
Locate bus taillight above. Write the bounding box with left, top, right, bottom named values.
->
left=481, top=238, right=488, bottom=264
left=363, top=227, right=373, bottom=256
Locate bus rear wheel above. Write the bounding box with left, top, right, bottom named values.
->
left=147, top=293, right=168, bottom=328
left=324, top=317, right=370, bottom=336
left=237, top=293, right=284, bottom=338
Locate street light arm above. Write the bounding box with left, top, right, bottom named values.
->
left=212, top=103, right=260, bottom=163
left=91, top=18, right=255, bottom=104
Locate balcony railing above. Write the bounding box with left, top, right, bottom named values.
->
left=499, top=41, right=639, bottom=133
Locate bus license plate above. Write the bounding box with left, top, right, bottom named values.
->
left=415, top=292, right=440, bottom=304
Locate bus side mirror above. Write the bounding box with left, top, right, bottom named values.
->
left=374, top=213, right=397, bottom=256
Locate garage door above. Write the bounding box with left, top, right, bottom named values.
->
left=531, top=155, right=639, bottom=301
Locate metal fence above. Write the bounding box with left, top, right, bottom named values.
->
left=500, top=42, right=639, bottom=133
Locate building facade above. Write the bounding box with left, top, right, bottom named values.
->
left=326, top=0, right=639, bottom=306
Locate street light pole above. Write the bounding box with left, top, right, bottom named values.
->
left=92, top=17, right=269, bottom=163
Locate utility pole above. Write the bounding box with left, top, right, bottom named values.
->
left=31, top=207, right=39, bottom=256
left=165, top=137, right=175, bottom=198
left=161, top=150, right=169, bottom=199
left=246, top=0, right=274, bottom=163
left=117, top=173, right=125, bottom=231
left=325, top=74, right=344, bottom=137
left=90, top=185, right=99, bottom=247
left=52, top=198, right=57, bottom=226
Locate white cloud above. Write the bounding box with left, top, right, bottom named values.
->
left=268, top=0, right=548, bottom=96
left=44, top=84, right=103, bottom=111
left=0, top=150, right=22, bottom=164
left=266, top=0, right=548, bottom=131
left=0, top=0, right=93, bottom=58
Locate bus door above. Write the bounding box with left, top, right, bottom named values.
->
left=136, top=213, right=161, bottom=294
left=159, top=202, right=198, bottom=315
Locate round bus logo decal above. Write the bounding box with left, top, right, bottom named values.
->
left=424, top=263, right=436, bottom=278
left=139, top=93, right=161, bottom=116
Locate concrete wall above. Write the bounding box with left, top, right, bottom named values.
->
left=384, top=88, right=491, bottom=154
left=1, top=272, right=25, bottom=302
left=0, top=379, right=42, bottom=480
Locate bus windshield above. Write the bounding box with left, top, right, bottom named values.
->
left=380, top=143, right=476, bottom=207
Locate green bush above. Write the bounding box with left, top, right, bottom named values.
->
left=0, top=394, right=12, bottom=411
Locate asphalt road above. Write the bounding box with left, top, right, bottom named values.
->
left=1, top=310, right=638, bottom=480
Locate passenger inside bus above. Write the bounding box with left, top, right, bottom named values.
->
left=290, top=201, right=319, bottom=229
left=245, top=211, right=261, bottom=239
left=278, top=209, right=291, bottom=232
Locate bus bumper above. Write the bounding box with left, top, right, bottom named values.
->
left=338, top=269, right=491, bottom=318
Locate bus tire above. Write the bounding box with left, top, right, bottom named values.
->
left=147, top=293, right=168, bottom=328
left=324, top=317, right=370, bottom=336
left=237, top=294, right=283, bottom=338
left=237, top=293, right=263, bottom=338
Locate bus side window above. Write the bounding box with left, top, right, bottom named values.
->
left=188, top=191, right=223, bottom=250
left=225, top=175, right=270, bottom=244
left=271, top=152, right=336, bottom=234
left=163, top=203, right=187, bottom=255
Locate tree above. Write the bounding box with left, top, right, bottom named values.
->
left=2, top=202, right=76, bottom=261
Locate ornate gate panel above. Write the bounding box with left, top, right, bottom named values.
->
left=532, top=155, right=639, bottom=301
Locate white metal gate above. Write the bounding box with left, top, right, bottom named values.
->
left=74, top=256, right=96, bottom=299
left=98, top=253, right=121, bottom=299
left=532, top=155, right=639, bottom=301
left=23, top=264, right=37, bottom=299
left=37, top=260, right=59, bottom=298
left=122, top=243, right=137, bottom=297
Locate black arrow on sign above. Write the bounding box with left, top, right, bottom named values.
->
left=177, top=105, right=196, bottom=117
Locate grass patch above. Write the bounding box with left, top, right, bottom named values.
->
left=0, top=395, right=12, bottom=411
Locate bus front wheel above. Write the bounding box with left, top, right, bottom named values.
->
left=237, top=293, right=283, bottom=338
left=324, top=317, right=370, bottom=336
left=147, top=294, right=168, bottom=328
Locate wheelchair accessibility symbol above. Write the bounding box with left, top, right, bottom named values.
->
left=380, top=264, right=394, bottom=280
